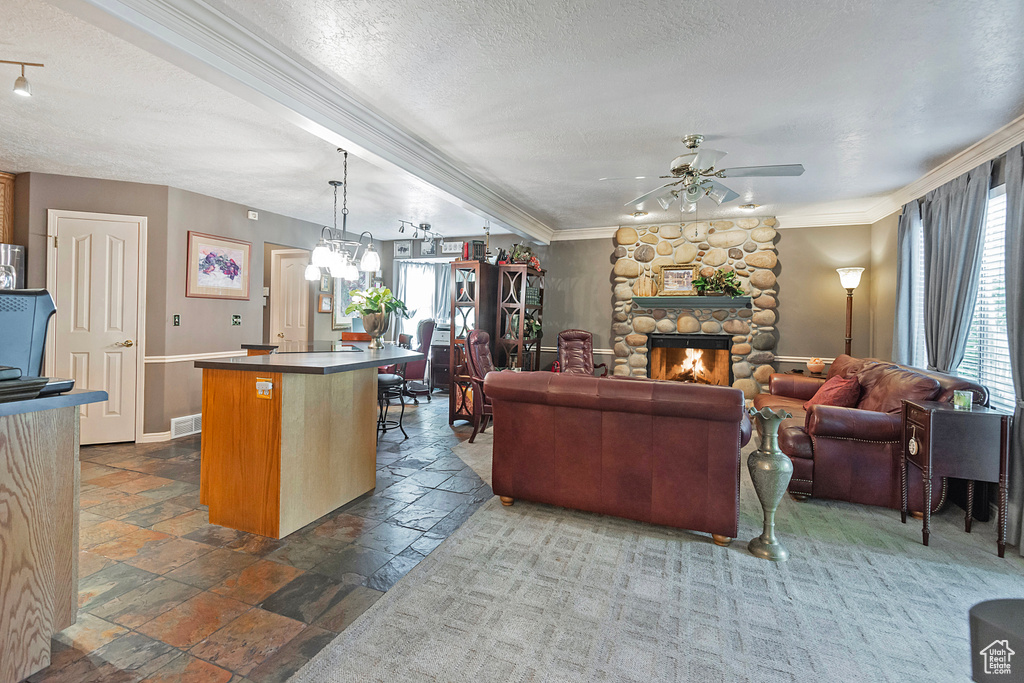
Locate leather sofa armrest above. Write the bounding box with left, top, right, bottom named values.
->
left=768, top=374, right=825, bottom=400
left=805, top=405, right=902, bottom=442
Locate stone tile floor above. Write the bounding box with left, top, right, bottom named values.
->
left=31, top=395, right=491, bottom=682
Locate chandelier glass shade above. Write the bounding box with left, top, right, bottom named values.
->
left=307, top=151, right=380, bottom=282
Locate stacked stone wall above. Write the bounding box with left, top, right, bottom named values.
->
left=611, top=217, right=780, bottom=398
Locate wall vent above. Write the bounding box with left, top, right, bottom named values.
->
left=170, top=413, right=202, bottom=439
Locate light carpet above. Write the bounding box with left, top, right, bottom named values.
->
left=293, top=439, right=1024, bottom=682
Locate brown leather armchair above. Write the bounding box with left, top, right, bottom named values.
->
left=753, top=355, right=989, bottom=513
left=557, top=329, right=608, bottom=376
left=464, top=329, right=495, bottom=443
left=486, top=371, right=752, bottom=544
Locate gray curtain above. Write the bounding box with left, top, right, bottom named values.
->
left=1003, top=142, right=1024, bottom=555
left=920, top=161, right=992, bottom=372
left=891, top=200, right=922, bottom=366
left=434, top=262, right=451, bottom=323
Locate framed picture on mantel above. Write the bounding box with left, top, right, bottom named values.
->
left=186, top=231, right=251, bottom=300
left=659, top=265, right=697, bottom=296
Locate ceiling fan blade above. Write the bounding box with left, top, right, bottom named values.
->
left=718, top=164, right=805, bottom=178
left=705, top=180, right=740, bottom=205
left=692, top=148, right=727, bottom=172
left=626, top=182, right=680, bottom=207
left=599, top=175, right=657, bottom=181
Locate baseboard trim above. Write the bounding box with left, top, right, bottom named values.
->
left=144, top=350, right=246, bottom=363
left=136, top=431, right=172, bottom=443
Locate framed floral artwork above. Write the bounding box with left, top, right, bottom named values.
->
left=186, top=232, right=251, bottom=300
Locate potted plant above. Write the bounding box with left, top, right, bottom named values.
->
left=343, top=286, right=410, bottom=349
left=693, top=269, right=744, bottom=297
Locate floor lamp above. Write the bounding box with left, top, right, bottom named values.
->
left=836, top=268, right=865, bottom=355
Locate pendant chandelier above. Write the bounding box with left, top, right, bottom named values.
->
left=305, top=149, right=381, bottom=282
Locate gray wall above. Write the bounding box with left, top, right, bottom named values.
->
left=12, top=173, right=333, bottom=433
left=774, top=224, right=874, bottom=366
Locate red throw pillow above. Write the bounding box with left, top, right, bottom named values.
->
left=803, top=375, right=862, bottom=411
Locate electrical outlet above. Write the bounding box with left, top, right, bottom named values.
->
left=231, top=314, right=241, bottom=326
left=247, top=210, right=259, bottom=220
left=172, top=314, right=180, bottom=326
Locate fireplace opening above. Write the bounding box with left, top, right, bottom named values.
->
left=647, top=334, right=733, bottom=386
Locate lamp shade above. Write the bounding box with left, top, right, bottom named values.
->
left=311, top=240, right=332, bottom=268
left=304, top=263, right=320, bottom=281
left=683, top=184, right=704, bottom=204
left=13, top=74, right=31, bottom=97
left=359, top=245, right=381, bottom=272
left=836, top=267, right=865, bottom=290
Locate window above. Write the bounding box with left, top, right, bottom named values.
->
left=958, top=187, right=1014, bottom=412
left=394, top=259, right=450, bottom=339
left=910, top=186, right=1014, bottom=412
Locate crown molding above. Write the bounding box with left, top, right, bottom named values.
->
left=548, top=226, right=619, bottom=241
left=51, top=0, right=555, bottom=245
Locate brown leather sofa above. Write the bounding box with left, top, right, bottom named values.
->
left=484, top=371, right=752, bottom=545
left=753, top=354, right=989, bottom=512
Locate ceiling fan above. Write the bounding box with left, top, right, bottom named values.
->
left=601, top=134, right=804, bottom=211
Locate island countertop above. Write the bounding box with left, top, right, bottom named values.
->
left=195, top=343, right=423, bottom=374
left=241, top=341, right=363, bottom=353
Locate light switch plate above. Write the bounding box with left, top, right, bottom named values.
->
left=172, top=314, right=180, bottom=326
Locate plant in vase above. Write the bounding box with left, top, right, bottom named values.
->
left=693, top=269, right=744, bottom=297
left=343, top=286, right=410, bottom=349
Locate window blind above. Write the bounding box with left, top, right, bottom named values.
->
left=958, top=187, right=1015, bottom=412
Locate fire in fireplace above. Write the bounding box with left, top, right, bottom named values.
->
left=647, top=334, right=733, bottom=386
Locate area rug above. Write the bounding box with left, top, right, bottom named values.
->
left=292, top=442, right=1024, bottom=682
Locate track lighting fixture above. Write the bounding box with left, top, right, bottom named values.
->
left=2, top=60, right=44, bottom=97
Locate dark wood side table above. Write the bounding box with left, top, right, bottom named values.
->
left=901, top=399, right=1012, bottom=557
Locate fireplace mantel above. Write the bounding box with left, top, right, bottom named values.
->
left=632, top=295, right=752, bottom=309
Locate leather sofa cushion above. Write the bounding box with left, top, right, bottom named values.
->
left=753, top=393, right=807, bottom=416
left=803, top=375, right=861, bottom=411
left=856, top=364, right=940, bottom=414
left=828, top=354, right=870, bottom=379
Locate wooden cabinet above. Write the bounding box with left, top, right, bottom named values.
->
left=0, top=172, right=13, bottom=244
left=495, top=264, right=545, bottom=371
left=448, top=260, right=497, bottom=424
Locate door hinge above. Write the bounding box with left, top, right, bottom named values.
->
left=53, top=235, right=58, bottom=248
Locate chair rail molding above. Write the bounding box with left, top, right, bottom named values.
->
left=49, top=0, right=554, bottom=245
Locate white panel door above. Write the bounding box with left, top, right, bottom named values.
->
left=271, top=251, right=310, bottom=343
left=53, top=213, right=142, bottom=444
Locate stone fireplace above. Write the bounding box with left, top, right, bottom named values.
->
left=648, top=334, right=732, bottom=385
left=610, top=218, right=781, bottom=399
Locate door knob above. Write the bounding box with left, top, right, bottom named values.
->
left=115, top=340, right=134, bottom=347
left=277, top=333, right=285, bottom=338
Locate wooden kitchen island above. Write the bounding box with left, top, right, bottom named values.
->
left=1, top=388, right=107, bottom=683
left=195, top=344, right=422, bottom=539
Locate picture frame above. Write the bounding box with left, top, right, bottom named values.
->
left=420, top=239, right=437, bottom=257
left=332, top=271, right=374, bottom=330
left=185, top=231, right=251, bottom=300
left=318, top=293, right=333, bottom=313
left=659, top=265, right=697, bottom=295
left=441, top=240, right=463, bottom=255
left=395, top=240, right=413, bottom=258
left=319, top=273, right=331, bottom=292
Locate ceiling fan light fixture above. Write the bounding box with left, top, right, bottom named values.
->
left=656, top=195, right=674, bottom=211
left=706, top=185, right=730, bottom=205
left=683, top=184, right=704, bottom=204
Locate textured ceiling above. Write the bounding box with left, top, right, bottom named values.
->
left=207, top=0, right=1024, bottom=227
left=0, top=0, right=501, bottom=240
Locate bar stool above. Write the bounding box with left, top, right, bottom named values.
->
left=377, top=373, right=407, bottom=438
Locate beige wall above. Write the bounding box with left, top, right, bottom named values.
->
left=770, top=224, right=874, bottom=365
left=869, top=211, right=900, bottom=360
left=12, top=173, right=334, bottom=434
